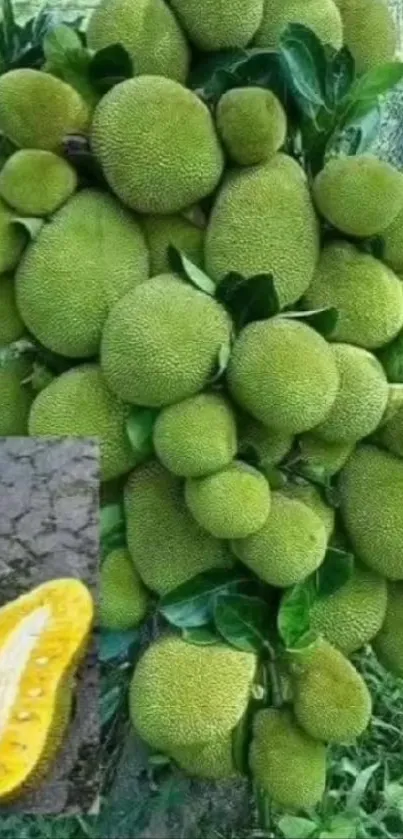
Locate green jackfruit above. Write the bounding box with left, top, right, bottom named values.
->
left=170, top=0, right=263, bottom=50
left=0, top=69, right=89, bottom=152
left=382, top=205, right=403, bottom=274
left=291, top=639, right=372, bottom=743
left=0, top=200, right=26, bottom=273
left=0, top=357, right=33, bottom=436
left=378, top=330, right=403, bottom=382
left=373, top=582, right=403, bottom=677
left=100, top=548, right=149, bottom=630
left=0, top=274, right=25, bottom=346
left=227, top=318, right=339, bottom=434
left=281, top=483, right=335, bottom=539
left=87, top=0, right=189, bottom=83
left=232, top=491, right=327, bottom=587
left=16, top=190, right=149, bottom=358
left=28, top=365, right=140, bottom=482
left=304, top=242, right=403, bottom=349
left=172, top=731, right=238, bottom=780
left=130, top=635, right=256, bottom=750
left=249, top=708, right=326, bottom=810
left=0, top=150, right=77, bottom=217
left=185, top=461, right=271, bottom=539
left=378, top=402, right=403, bottom=459
left=92, top=76, right=224, bottom=214
left=101, top=275, right=231, bottom=407
left=313, top=155, right=403, bottom=237
left=143, top=213, right=205, bottom=274
left=205, top=154, right=319, bottom=308
left=255, top=0, right=343, bottom=49
left=339, top=0, right=396, bottom=74
left=238, top=414, right=294, bottom=467
left=297, top=434, right=355, bottom=480
left=339, top=444, right=403, bottom=580
left=216, top=87, right=286, bottom=166
left=153, top=392, right=237, bottom=477
left=124, top=461, right=231, bottom=595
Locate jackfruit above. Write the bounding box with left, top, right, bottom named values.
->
left=143, top=213, right=205, bottom=275
left=28, top=365, right=140, bottom=482
left=101, top=275, right=231, bottom=407
left=0, top=199, right=26, bottom=273
left=378, top=402, right=403, bottom=459
left=339, top=0, right=396, bottom=74
left=281, top=482, right=335, bottom=539
left=170, top=0, right=263, bottom=50
left=227, top=318, right=339, bottom=434
left=232, top=491, right=327, bottom=587
left=249, top=708, right=326, bottom=810
left=378, top=330, right=403, bottom=382
left=237, top=414, right=294, bottom=467
left=100, top=547, right=149, bottom=630
left=171, top=731, right=238, bottom=780
left=297, top=434, right=355, bottom=479
left=382, top=205, right=403, bottom=274
left=304, top=242, right=403, bottom=349
left=87, top=0, right=189, bottom=83
left=130, top=635, right=256, bottom=750
left=0, top=274, right=25, bottom=346
left=291, top=639, right=372, bottom=743
left=313, top=155, right=403, bottom=238
left=0, top=69, right=90, bottom=152
left=16, top=189, right=149, bottom=358
left=339, top=444, right=403, bottom=580
left=92, top=76, right=224, bottom=214
left=124, top=461, right=232, bottom=595
left=373, top=583, right=403, bottom=677
left=0, top=357, right=33, bottom=436
left=153, top=392, right=237, bottom=477
left=255, top=0, right=343, bottom=50
left=0, top=150, right=77, bottom=217
left=185, top=461, right=271, bottom=539
left=216, top=87, right=287, bottom=166
left=205, top=154, right=319, bottom=308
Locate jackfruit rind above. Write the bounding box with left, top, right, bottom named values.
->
left=0, top=69, right=90, bottom=152
left=339, top=445, right=403, bottom=580
left=378, top=403, right=403, bottom=460
left=185, top=461, right=271, bottom=539
left=28, top=365, right=140, bottom=482
left=153, top=393, right=237, bottom=477
left=297, top=434, right=355, bottom=479
left=0, top=274, right=25, bottom=346
left=124, top=461, right=232, bottom=595
left=313, top=155, right=403, bottom=238
left=281, top=482, right=335, bottom=539
left=171, top=731, right=238, bottom=780
left=237, top=414, right=294, bottom=467
left=255, top=0, right=343, bottom=49
left=170, top=0, right=263, bottom=50
left=382, top=205, right=403, bottom=273
left=205, top=155, right=319, bottom=308
left=0, top=199, right=26, bottom=273
left=373, top=583, right=403, bottom=677
left=304, top=242, right=403, bottom=350
left=16, top=189, right=149, bottom=358
left=0, top=357, right=34, bottom=436
left=101, top=275, right=231, bottom=407
left=232, top=491, right=327, bottom=587
left=340, top=0, right=397, bottom=74
left=227, top=318, right=339, bottom=434
left=216, top=87, right=287, bottom=166
left=100, top=548, right=149, bottom=630
left=92, top=76, right=224, bottom=215
left=249, top=708, right=326, bottom=810
left=87, top=0, right=189, bottom=83
left=143, top=214, right=205, bottom=275
left=0, top=150, right=77, bottom=217
left=0, top=578, right=93, bottom=801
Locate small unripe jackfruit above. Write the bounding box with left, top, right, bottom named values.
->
left=143, top=213, right=205, bottom=275
left=0, top=200, right=26, bottom=273
left=238, top=414, right=294, bottom=467
left=373, top=582, right=403, bottom=677
left=0, top=274, right=25, bottom=346
left=0, top=357, right=33, bottom=436
left=216, top=88, right=287, bottom=166
left=172, top=731, right=238, bottom=780
left=100, top=548, right=149, bottom=630
left=382, top=205, right=403, bottom=274
left=170, top=0, right=264, bottom=50
left=298, top=434, right=354, bottom=480
left=0, top=150, right=77, bottom=217
left=255, top=0, right=343, bottom=50
left=339, top=0, right=397, bottom=74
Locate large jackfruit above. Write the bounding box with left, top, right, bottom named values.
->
left=339, top=0, right=397, bottom=74
left=378, top=401, right=403, bottom=459
left=143, top=213, right=205, bottom=275
left=172, top=731, right=238, bottom=780
left=87, top=0, right=189, bottom=83
left=0, top=150, right=77, bottom=217
left=237, top=414, right=294, bottom=467
left=216, top=87, right=286, bottom=166
left=297, top=434, right=355, bottom=479
left=382, top=205, right=403, bottom=274
left=0, top=274, right=25, bottom=346
left=255, top=0, right=343, bottom=50
left=373, top=583, right=403, bottom=677
left=170, top=0, right=263, bottom=50
left=281, top=482, right=335, bottom=539
left=249, top=708, right=326, bottom=810
left=205, top=155, right=319, bottom=308
left=124, top=461, right=232, bottom=595
left=0, top=357, right=33, bottom=436
left=92, top=76, right=224, bottom=215
left=100, top=548, right=149, bottom=630
left=16, top=190, right=149, bottom=358
left=130, top=636, right=256, bottom=750
left=0, top=200, right=26, bottom=273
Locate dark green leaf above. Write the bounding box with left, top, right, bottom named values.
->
left=88, top=44, right=133, bottom=94
left=1, top=0, right=17, bottom=63
left=159, top=568, right=250, bottom=629
left=168, top=246, right=215, bottom=295
left=189, top=47, right=249, bottom=102
left=126, top=407, right=157, bottom=457
left=277, top=579, right=315, bottom=649
left=209, top=341, right=232, bottom=383
left=378, top=333, right=403, bottom=384
left=100, top=502, right=126, bottom=553
left=214, top=594, right=272, bottom=653
left=349, top=61, right=403, bottom=105
left=278, top=23, right=328, bottom=118
left=11, top=216, right=44, bottom=240
left=358, top=234, right=385, bottom=261
left=232, top=710, right=250, bottom=775
left=100, top=685, right=122, bottom=725
left=63, top=134, right=107, bottom=186
left=216, top=272, right=280, bottom=330
left=182, top=626, right=220, bottom=646
left=43, top=24, right=96, bottom=104
left=326, top=45, right=355, bottom=108
left=314, top=547, right=354, bottom=598
left=284, top=306, right=339, bottom=336
left=99, top=628, right=139, bottom=662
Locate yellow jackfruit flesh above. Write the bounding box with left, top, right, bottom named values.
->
left=101, top=275, right=231, bottom=407
left=171, top=731, right=239, bottom=780
left=237, top=414, right=294, bottom=467
left=216, top=87, right=287, bottom=166
left=339, top=0, right=397, bottom=74
left=170, top=0, right=263, bottom=50
left=0, top=199, right=26, bottom=273
left=0, top=150, right=77, bottom=217
left=373, top=582, right=403, bottom=677
left=143, top=213, right=205, bottom=275
left=255, top=0, right=343, bottom=50
left=0, top=357, right=34, bottom=436
left=382, top=205, right=403, bottom=274
left=130, top=635, right=256, bottom=751
left=281, top=482, right=335, bottom=539
left=249, top=708, right=326, bottom=810
left=153, top=392, right=237, bottom=477
left=378, top=402, right=403, bottom=459
left=185, top=461, right=271, bottom=539
left=297, top=434, right=355, bottom=479
left=92, top=76, right=224, bottom=214
left=87, top=0, right=189, bottom=83
left=0, top=274, right=25, bottom=346
left=100, top=548, right=149, bottom=630
left=16, top=189, right=149, bottom=358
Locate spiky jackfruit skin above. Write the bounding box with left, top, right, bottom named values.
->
left=216, top=88, right=286, bottom=166
left=313, top=155, right=403, bottom=238
left=16, top=190, right=149, bottom=358
left=339, top=0, right=396, bottom=74
left=255, top=0, right=343, bottom=50
left=298, top=434, right=354, bottom=479
left=237, top=414, right=294, bottom=467
left=291, top=639, right=372, bottom=743
left=0, top=150, right=77, bottom=217
left=373, top=583, right=403, bottom=677
left=0, top=199, right=26, bottom=273
left=313, top=344, right=389, bottom=444
left=0, top=69, right=89, bottom=152
left=143, top=214, right=205, bottom=274
left=170, top=0, right=263, bottom=50
left=130, top=636, right=256, bottom=750
left=382, top=205, right=403, bottom=274
left=28, top=365, right=139, bottom=482
left=101, top=275, right=231, bottom=407
left=249, top=709, right=326, bottom=810
left=205, top=155, right=319, bottom=308
left=0, top=357, right=33, bottom=436
left=0, top=274, right=25, bottom=346
left=185, top=461, right=271, bottom=539
left=124, top=461, right=231, bottom=595
left=339, top=445, right=403, bottom=580
left=281, top=483, right=335, bottom=539
left=92, top=76, right=224, bottom=215
left=154, top=393, right=237, bottom=477
left=378, top=403, right=403, bottom=459
left=87, top=0, right=189, bottom=83
left=100, top=548, right=149, bottom=630
left=232, top=491, right=327, bottom=587
left=304, top=242, right=403, bottom=350
left=172, top=731, right=238, bottom=780
left=227, top=318, right=339, bottom=434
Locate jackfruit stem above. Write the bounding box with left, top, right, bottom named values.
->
left=254, top=781, right=272, bottom=832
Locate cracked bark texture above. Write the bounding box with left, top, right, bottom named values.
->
left=0, top=438, right=100, bottom=816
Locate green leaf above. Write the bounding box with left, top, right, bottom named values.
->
left=100, top=685, right=122, bottom=726
left=216, top=272, right=280, bottom=330
left=319, top=816, right=357, bottom=839
left=88, top=44, right=133, bottom=94
left=284, top=306, right=339, bottom=336
left=326, top=45, right=355, bottom=107
left=11, top=216, right=44, bottom=240
left=349, top=61, right=403, bottom=106
left=315, top=547, right=354, bottom=598
left=278, top=23, right=328, bottom=118
left=209, top=341, right=232, bottom=383
left=214, top=594, right=272, bottom=653
left=167, top=246, right=215, bottom=295
left=182, top=626, right=220, bottom=646
left=278, top=815, right=317, bottom=839
left=99, top=628, right=139, bottom=662
left=126, top=407, right=157, bottom=457
left=100, top=501, right=126, bottom=555
left=43, top=24, right=96, bottom=104
left=277, top=579, right=315, bottom=649
left=189, top=47, right=288, bottom=109
left=378, top=332, right=403, bottom=384
left=43, top=22, right=83, bottom=60
left=346, top=762, right=380, bottom=812
left=159, top=568, right=249, bottom=629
